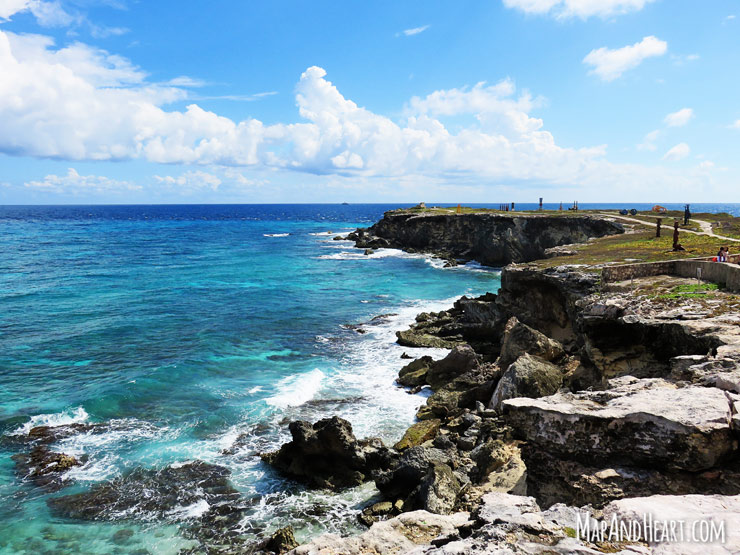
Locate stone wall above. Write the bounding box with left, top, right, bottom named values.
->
left=602, top=256, right=740, bottom=292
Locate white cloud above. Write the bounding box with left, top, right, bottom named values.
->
left=637, top=129, right=660, bottom=151
left=730, top=119, right=740, bottom=129
left=24, top=168, right=140, bottom=193
left=663, top=108, right=694, bottom=127
left=503, top=0, right=655, bottom=19
left=155, top=170, right=222, bottom=192
left=583, top=36, right=667, bottom=81
left=0, top=29, right=718, bottom=196
left=400, top=25, right=429, bottom=37
left=663, top=142, right=690, bottom=161
left=0, top=0, right=78, bottom=26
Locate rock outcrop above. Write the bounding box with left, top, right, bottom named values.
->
left=261, top=416, right=394, bottom=489
left=349, top=210, right=624, bottom=266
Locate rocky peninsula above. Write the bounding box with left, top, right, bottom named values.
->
left=267, top=207, right=740, bottom=554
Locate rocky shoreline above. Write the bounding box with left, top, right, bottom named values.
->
left=265, top=210, right=740, bottom=553
left=6, top=209, right=740, bottom=553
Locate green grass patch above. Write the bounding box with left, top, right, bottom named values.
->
left=656, top=282, right=719, bottom=299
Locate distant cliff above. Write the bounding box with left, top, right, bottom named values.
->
left=349, top=210, right=624, bottom=266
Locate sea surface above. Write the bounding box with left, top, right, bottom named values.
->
left=1, top=203, right=738, bottom=554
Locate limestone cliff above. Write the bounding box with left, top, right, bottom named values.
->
left=349, top=210, right=624, bottom=265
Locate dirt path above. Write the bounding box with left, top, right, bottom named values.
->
left=598, top=213, right=740, bottom=243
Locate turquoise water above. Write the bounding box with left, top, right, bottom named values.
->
left=0, top=205, right=502, bottom=554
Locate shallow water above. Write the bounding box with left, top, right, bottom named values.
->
left=2, top=202, right=738, bottom=554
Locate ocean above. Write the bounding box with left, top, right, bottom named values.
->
left=0, top=203, right=738, bottom=554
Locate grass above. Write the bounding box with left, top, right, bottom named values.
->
left=656, top=282, right=719, bottom=300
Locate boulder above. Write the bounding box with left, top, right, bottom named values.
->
left=397, top=356, right=434, bottom=387
left=396, top=330, right=461, bottom=349
left=498, top=317, right=565, bottom=369
left=418, top=463, right=462, bottom=515
left=424, top=363, right=501, bottom=418
left=261, top=416, right=393, bottom=490
left=374, top=446, right=453, bottom=500
left=426, top=345, right=481, bottom=390
left=489, top=353, right=564, bottom=412
left=504, top=378, right=736, bottom=472
left=261, top=526, right=298, bottom=554
left=394, top=419, right=441, bottom=450
left=469, top=440, right=527, bottom=497
left=670, top=358, right=740, bottom=393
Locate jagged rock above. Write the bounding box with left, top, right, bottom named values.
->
left=262, top=416, right=393, bottom=490
left=421, top=363, right=501, bottom=419
left=523, top=447, right=740, bottom=509
left=396, top=329, right=461, bottom=349
left=261, top=526, right=299, bottom=554
left=469, top=440, right=527, bottom=497
left=671, top=357, right=740, bottom=393
left=504, top=377, right=737, bottom=472
left=489, top=353, right=564, bottom=412
left=426, top=345, right=481, bottom=390
left=419, top=463, right=462, bottom=515
left=290, top=510, right=471, bottom=554
left=12, top=446, right=81, bottom=491
left=498, top=317, right=565, bottom=369
left=398, top=356, right=434, bottom=387
left=48, top=461, right=241, bottom=521
left=394, top=419, right=441, bottom=450
left=374, top=447, right=454, bottom=500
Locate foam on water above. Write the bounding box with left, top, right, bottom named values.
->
left=263, top=233, right=290, bottom=237
left=13, top=406, right=89, bottom=435
left=264, top=368, right=326, bottom=408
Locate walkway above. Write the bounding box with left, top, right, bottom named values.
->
left=598, top=213, right=740, bottom=243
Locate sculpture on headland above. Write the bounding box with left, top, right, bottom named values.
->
left=672, top=221, right=685, bottom=251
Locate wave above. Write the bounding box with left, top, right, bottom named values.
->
left=264, top=368, right=326, bottom=408
left=263, top=233, right=290, bottom=238
left=12, top=406, right=89, bottom=436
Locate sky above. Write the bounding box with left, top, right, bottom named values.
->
left=0, top=0, right=739, bottom=204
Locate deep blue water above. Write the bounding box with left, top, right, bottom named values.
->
left=1, top=203, right=738, bottom=554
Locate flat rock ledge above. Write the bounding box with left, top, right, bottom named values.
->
left=503, top=377, right=737, bottom=472
left=290, top=492, right=740, bottom=554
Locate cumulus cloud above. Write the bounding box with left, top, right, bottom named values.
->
left=663, top=108, right=694, bottom=127
left=0, top=28, right=717, bottom=195
left=503, top=0, right=655, bottom=19
left=0, top=0, right=78, bottom=26
left=399, top=25, right=429, bottom=36
left=583, top=36, right=667, bottom=81
left=24, top=168, right=140, bottom=193
left=663, top=142, right=690, bottom=161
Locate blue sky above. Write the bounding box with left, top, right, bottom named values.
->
left=0, top=0, right=738, bottom=203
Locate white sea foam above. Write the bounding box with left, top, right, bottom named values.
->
left=248, top=386, right=263, bottom=394
left=263, top=233, right=290, bottom=237
left=12, top=406, right=89, bottom=436
left=265, top=368, right=325, bottom=408
left=167, top=499, right=211, bottom=520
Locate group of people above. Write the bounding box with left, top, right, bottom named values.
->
left=716, top=246, right=732, bottom=262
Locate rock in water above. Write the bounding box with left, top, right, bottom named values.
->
left=397, top=356, right=434, bottom=387
left=12, top=446, right=81, bottom=491
left=504, top=377, right=736, bottom=472
left=48, top=461, right=241, bottom=521
left=488, top=353, right=564, bottom=412
left=261, top=416, right=393, bottom=489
